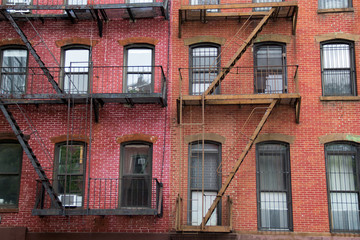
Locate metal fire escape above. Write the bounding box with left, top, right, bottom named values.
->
left=0, top=0, right=169, bottom=214
left=176, top=1, right=300, bottom=232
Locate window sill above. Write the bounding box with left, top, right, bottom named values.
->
left=0, top=208, right=19, bottom=213
left=317, top=8, right=354, bottom=14
left=320, top=96, right=360, bottom=101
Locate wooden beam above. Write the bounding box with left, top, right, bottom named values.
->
left=206, top=11, right=268, bottom=17
left=203, top=8, right=275, bottom=96
left=201, top=99, right=278, bottom=227
left=180, top=1, right=298, bottom=10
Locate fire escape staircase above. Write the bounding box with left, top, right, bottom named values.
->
left=176, top=2, right=300, bottom=232
left=0, top=10, right=66, bottom=209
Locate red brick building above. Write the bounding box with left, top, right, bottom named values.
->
left=0, top=0, right=360, bottom=239
left=170, top=0, right=360, bottom=239
left=0, top=1, right=171, bottom=239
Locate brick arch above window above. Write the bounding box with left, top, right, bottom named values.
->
left=184, top=133, right=225, bottom=145
left=0, top=39, right=25, bottom=47
left=254, top=133, right=295, bottom=144
left=184, top=36, right=226, bottom=46
left=55, top=37, right=99, bottom=48
left=116, top=133, right=158, bottom=144
left=254, top=34, right=292, bottom=44
left=319, top=133, right=360, bottom=144
left=315, top=32, right=360, bottom=43
left=0, top=132, right=29, bottom=141
left=50, top=134, right=90, bottom=144
left=118, top=37, right=159, bottom=46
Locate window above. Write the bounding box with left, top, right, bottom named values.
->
left=325, top=142, right=360, bottom=232
left=189, top=44, right=220, bottom=95
left=188, top=141, right=221, bottom=225
left=0, top=141, right=22, bottom=208
left=190, top=0, right=219, bottom=12
left=253, top=0, right=282, bottom=11
left=62, top=46, right=90, bottom=94
left=127, top=0, right=153, bottom=3
left=124, top=45, right=154, bottom=93
left=321, top=41, right=356, bottom=96
left=319, top=0, right=351, bottom=9
left=54, top=142, right=86, bottom=207
left=120, top=142, right=152, bottom=207
left=0, top=47, right=28, bottom=95
left=67, top=0, right=87, bottom=5
left=256, top=142, right=292, bottom=230
left=5, top=0, right=30, bottom=13
left=254, top=43, right=286, bottom=94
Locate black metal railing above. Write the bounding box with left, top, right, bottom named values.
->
left=34, top=177, right=163, bottom=215
left=179, top=65, right=298, bottom=96
left=0, top=65, right=166, bottom=97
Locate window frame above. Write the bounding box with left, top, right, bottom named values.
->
left=53, top=141, right=87, bottom=208
left=318, top=0, right=352, bottom=10
left=325, top=141, right=360, bottom=233
left=60, top=45, right=91, bottom=94
left=119, top=141, right=153, bottom=208
left=256, top=141, right=293, bottom=231
left=187, top=140, right=222, bottom=226
left=253, top=42, right=287, bottom=94
left=0, top=45, right=29, bottom=95
left=123, top=44, right=155, bottom=94
left=189, top=43, right=221, bottom=95
left=0, top=140, right=23, bottom=209
left=320, top=40, right=356, bottom=96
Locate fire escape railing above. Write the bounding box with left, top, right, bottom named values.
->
left=34, top=177, right=163, bottom=216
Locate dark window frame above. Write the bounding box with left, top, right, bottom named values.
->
left=318, top=0, right=352, bottom=9
left=325, top=141, right=360, bottom=233
left=120, top=141, right=153, bottom=208
left=0, top=45, right=29, bottom=95
left=123, top=44, right=155, bottom=94
left=253, top=42, right=287, bottom=94
left=187, top=140, right=222, bottom=226
left=320, top=40, right=356, bottom=96
left=53, top=141, right=87, bottom=208
left=189, top=43, right=221, bottom=95
left=60, top=44, right=91, bottom=94
left=256, top=141, right=293, bottom=231
left=0, top=140, right=23, bottom=209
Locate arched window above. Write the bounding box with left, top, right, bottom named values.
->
left=256, top=141, right=292, bottom=230
left=0, top=140, right=22, bottom=208
left=120, top=141, right=152, bottom=207
left=320, top=40, right=356, bottom=96
left=61, top=45, right=90, bottom=94
left=254, top=42, right=287, bottom=94
left=325, top=142, right=360, bottom=232
left=0, top=46, right=28, bottom=95
left=189, top=43, right=220, bottom=95
left=124, top=44, right=154, bottom=93
left=188, top=141, right=221, bottom=225
left=54, top=141, right=86, bottom=207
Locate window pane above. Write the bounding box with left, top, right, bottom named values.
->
left=260, top=192, right=288, bottom=229
left=328, top=155, right=356, bottom=191
left=331, top=193, right=360, bottom=231
left=64, top=49, right=89, bottom=71
left=57, top=175, right=84, bottom=195
left=58, top=145, right=84, bottom=175
left=6, top=0, right=29, bottom=4
left=67, top=0, right=87, bottom=5
left=123, top=144, right=151, bottom=175
left=63, top=73, right=89, bottom=94
left=0, top=175, right=21, bottom=206
left=319, top=0, right=349, bottom=9
left=191, top=191, right=217, bottom=226
left=323, top=44, right=350, bottom=69
left=121, top=176, right=150, bottom=207
left=0, top=143, right=22, bottom=173
left=191, top=46, right=219, bottom=95
left=127, top=49, right=152, bottom=67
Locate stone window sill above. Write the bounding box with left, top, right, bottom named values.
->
left=317, top=8, right=354, bottom=14
left=320, top=96, right=360, bottom=101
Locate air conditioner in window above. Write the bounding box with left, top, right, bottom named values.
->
left=58, top=194, right=82, bottom=207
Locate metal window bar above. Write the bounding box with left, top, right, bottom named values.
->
left=326, top=143, right=360, bottom=232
